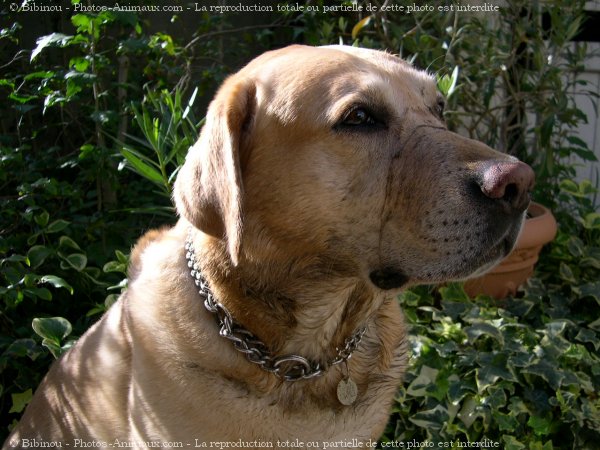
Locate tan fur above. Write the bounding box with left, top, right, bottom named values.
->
left=4, top=45, right=530, bottom=449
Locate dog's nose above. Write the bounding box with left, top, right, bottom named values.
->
left=480, top=161, right=535, bottom=213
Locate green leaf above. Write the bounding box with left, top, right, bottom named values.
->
left=558, top=262, right=577, bottom=284
left=575, top=328, right=599, bottom=350
left=58, top=236, right=82, bottom=251
left=46, top=219, right=70, bottom=233
left=25, top=287, right=52, bottom=300
left=120, top=148, right=164, bottom=185
left=41, top=340, right=62, bottom=359
left=103, top=260, right=126, bottom=273
left=71, top=13, right=93, bottom=35
left=69, top=56, right=89, bottom=72
left=582, top=213, right=600, bottom=230
left=457, top=396, right=486, bottom=429
left=62, top=253, right=87, bottom=271
left=31, top=33, right=72, bottom=61
left=441, top=66, right=459, bottom=98
left=576, top=282, right=600, bottom=304
left=528, top=415, right=553, bottom=436
left=448, top=376, right=475, bottom=404
left=5, top=338, right=42, bottom=360
left=27, top=245, right=52, bottom=268
left=566, top=236, right=585, bottom=258
left=559, top=179, right=579, bottom=195
left=439, top=282, right=470, bottom=301
left=441, top=300, right=470, bottom=320
left=493, top=411, right=519, bottom=432
left=34, top=210, right=49, bottom=227
left=32, top=317, right=72, bottom=344
left=1, top=254, right=30, bottom=266
left=115, top=250, right=129, bottom=265
left=9, top=389, right=32, bottom=414
left=409, top=404, right=449, bottom=430
left=24, top=71, right=55, bottom=81
left=465, top=322, right=504, bottom=344
left=521, top=360, right=565, bottom=390
left=40, top=275, right=74, bottom=294
left=406, top=365, right=438, bottom=397
left=476, top=353, right=516, bottom=392
left=502, top=435, right=525, bottom=450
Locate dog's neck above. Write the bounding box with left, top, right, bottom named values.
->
left=190, top=230, right=384, bottom=367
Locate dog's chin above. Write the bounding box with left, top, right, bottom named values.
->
left=369, top=238, right=514, bottom=290
left=459, top=234, right=519, bottom=280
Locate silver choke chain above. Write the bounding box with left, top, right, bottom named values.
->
left=184, top=234, right=367, bottom=382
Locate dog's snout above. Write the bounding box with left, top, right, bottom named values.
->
left=479, top=161, right=535, bottom=213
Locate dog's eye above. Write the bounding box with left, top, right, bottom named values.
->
left=336, top=107, right=385, bottom=132
left=343, top=108, right=376, bottom=126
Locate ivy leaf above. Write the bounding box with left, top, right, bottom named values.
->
left=575, top=328, right=600, bottom=350
left=502, top=435, right=526, bottom=450
left=558, top=262, right=577, bottom=283
left=493, top=411, right=519, bottom=432
left=522, top=360, right=565, bottom=391
left=576, top=282, right=600, bottom=304
left=439, top=282, right=470, bottom=301
left=409, top=404, right=449, bottom=430
left=448, top=375, right=475, bottom=404
left=407, top=365, right=438, bottom=397
left=9, top=389, right=32, bottom=414
left=465, top=322, right=504, bottom=345
left=528, top=415, right=553, bottom=436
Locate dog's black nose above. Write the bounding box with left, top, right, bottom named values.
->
left=480, top=161, right=535, bottom=213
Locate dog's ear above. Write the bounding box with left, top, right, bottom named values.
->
left=174, top=77, right=255, bottom=265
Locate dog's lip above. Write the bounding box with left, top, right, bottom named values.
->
left=369, top=267, right=409, bottom=290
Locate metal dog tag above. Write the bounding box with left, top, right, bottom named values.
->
left=337, top=377, right=358, bottom=406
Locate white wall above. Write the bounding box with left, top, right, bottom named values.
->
left=574, top=2, right=600, bottom=194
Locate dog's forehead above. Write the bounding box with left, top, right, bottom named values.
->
left=243, top=45, right=438, bottom=123
left=247, top=45, right=434, bottom=88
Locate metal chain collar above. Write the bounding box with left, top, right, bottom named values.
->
left=184, top=234, right=367, bottom=382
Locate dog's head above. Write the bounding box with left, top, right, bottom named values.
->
left=175, top=45, right=534, bottom=291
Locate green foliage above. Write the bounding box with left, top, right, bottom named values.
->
left=387, top=273, right=599, bottom=448
left=120, top=88, right=202, bottom=206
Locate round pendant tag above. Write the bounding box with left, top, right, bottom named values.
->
left=337, top=378, right=358, bottom=406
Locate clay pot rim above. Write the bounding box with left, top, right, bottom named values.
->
left=515, top=201, right=558, bottom=248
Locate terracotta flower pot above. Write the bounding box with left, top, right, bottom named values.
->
left=464, top=202, right=557, bottom=299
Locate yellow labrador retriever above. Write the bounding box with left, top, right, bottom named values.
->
left=5, top=45, right=533, bottom=449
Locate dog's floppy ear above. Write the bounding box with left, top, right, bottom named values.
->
left=174, top=77, right=255, bottom=265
